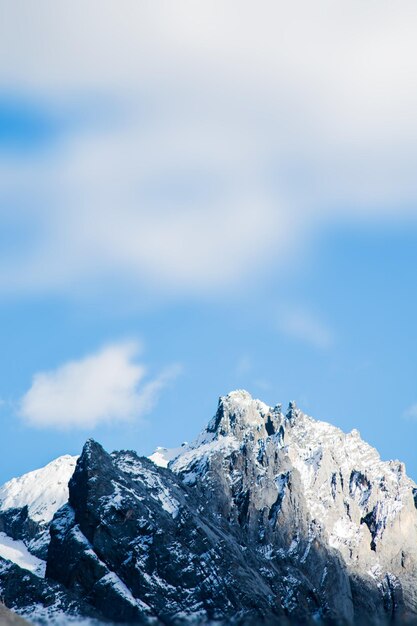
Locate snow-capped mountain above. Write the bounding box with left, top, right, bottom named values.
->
left=0, top=390, right=416, bottom=625
left=162, top=390, right=417, bottom=586
left=0, top=455, right=78, bottom=525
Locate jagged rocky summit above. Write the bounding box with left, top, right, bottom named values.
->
left=0, top=390, right=416, bottom=625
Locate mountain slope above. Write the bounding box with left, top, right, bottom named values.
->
left=0, top=455, right=77, bottom=559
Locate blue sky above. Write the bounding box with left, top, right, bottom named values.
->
left=1, top=1, right=417, bottom=483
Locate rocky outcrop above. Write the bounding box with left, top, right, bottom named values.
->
left=0, top=556, right=100, bottom=623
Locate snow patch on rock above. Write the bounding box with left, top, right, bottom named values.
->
left=149, top=443, right=189, bottom=468
left=0, top=531, right=45, bottom=576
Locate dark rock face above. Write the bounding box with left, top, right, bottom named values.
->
left=0, top=507, right=48, bottom=559
left=0, top=557, right=100, bottom=623
left=47, top=441, right=297, bottom=623
left=1, top=390, right=417, bottom=625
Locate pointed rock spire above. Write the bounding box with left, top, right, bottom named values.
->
left=286, top=400, right=299, bottom=425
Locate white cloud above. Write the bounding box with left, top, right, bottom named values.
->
left=2, top=2, right=417, bottom=296
left=19, top=341, right=180, bottom=429
left=279, top=310, right=334, bottom=350
left=403, top=404, right=417, bottom=422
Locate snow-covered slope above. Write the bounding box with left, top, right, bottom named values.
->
left=0, top=532, right=45, bottom=577
left=0, top=455, right=78, bottom=561
left=0, top=455, right=78, bottom=525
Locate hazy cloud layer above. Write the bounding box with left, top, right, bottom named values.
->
left=2, top=2, right=417, bottom=296
left=278, top=309, right=334, bottom=350
left=19, top=341, right=180, bottom=429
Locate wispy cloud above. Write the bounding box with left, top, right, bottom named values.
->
left=235, top=356, right=252, bottom=377
left=278, top=310, right=334, bottom=350
left=2, top=3, right=417, bottom=298
left=19, top=341, right=181, bottom=430
left=403, top=404, right=417, bottom=422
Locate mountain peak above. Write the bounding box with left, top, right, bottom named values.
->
left=206, top=389, right=275, bottom=437
left=155, top=392, right=417, bottom=572
left=82, top=438, right=104, bottom=456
